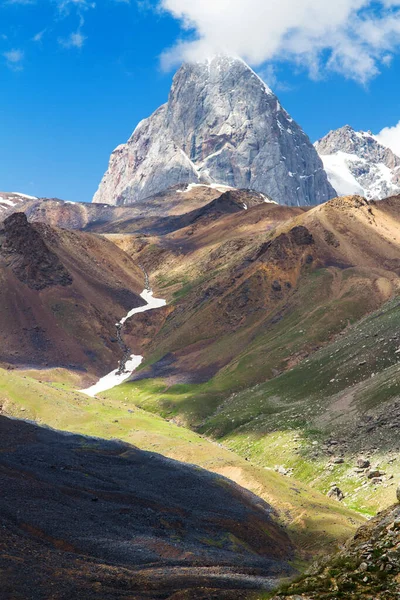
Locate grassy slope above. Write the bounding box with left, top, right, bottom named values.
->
left=0, top=366, right=363, bottom=561
left=102, top=282, right=400, bottom=517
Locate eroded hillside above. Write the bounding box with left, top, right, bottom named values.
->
left=0, top=212, right=145, bottom=375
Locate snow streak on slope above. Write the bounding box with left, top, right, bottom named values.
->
left=80, top=289, right=166, bottom=397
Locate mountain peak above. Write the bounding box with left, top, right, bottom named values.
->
left=93, top=58, right=336, bottom=207
left=315, top=125, right=400, bottom=199
left=177, top=55, right=274, bottom=96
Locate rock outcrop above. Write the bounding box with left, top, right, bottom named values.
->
left=0, top=213, right=72, bottom=290
left=93, top=56, right=336, bottom=207
left=273, top=502, right=400, bottom=599
left=315, top=125, right=400, bottom=199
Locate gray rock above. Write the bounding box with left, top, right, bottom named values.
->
left=327, top=485, right=345, bottom=501
left=357, top=458, right=371, bottom=469
left=315, top=125, right=400, bottom=199
left=368, top=470, right=385, bottom=479
left=94, top=56, right=336, bottom=207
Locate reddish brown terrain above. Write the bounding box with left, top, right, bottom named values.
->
left=0, top=212, right=145, bottom=376
left=2, top=189, right=400, bottom=599
left=106, top=195, right=400, bottom=390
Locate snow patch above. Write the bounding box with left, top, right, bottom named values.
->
left=319, top=152, right=365, bottom=196
left=177, top=183, right=234, bottom=194
left=11, top=192, right=38, bottom=200
left=0, top=198, right=16, bottom=207
left=261, top=193, right=278, bottom=204
left=80, top=289, right=166, bottom=397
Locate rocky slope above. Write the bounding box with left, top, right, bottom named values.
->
left=1, top=212, right=73, bottom=290
left=315, top=125, right=400, bottom=199
left=111, top=195, right=400, bottom=387
left=4, top=192, right=400, bottom=596
left=0, top=414, right=294, bottom=599
left=93, top=56, right=336, bottom=207
left=272, top=501, right=400, bottom=599
left=0, top=213, right=145, bottom=375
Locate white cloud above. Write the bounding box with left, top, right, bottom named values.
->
left=58, top=31, right=86, bottom=48
left=159, top=0, right=400, bottom=82
left=376, top=121, right=400, bottom=156
left=56, top=0, right=96, bottom=13
left=55, top=0, right=96, bottom=50
left=32, top=29, right=46, bottom=42
left=3, top=48, right=24, bottom=69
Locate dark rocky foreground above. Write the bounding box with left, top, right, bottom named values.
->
left=0, top=416, right=294, bottom=599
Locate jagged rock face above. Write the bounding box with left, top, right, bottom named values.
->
left=93, top=56, right=336, bottom=207
left=315, top=125, right=400, bottom=200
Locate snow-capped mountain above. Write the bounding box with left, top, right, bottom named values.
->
left=93, top=56, right=336, bottom=207
left=315, top=125, right=400, bottom=200
left=0, top=192, right=38, bottom=214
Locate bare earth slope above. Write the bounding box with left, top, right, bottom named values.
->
left=109, top=195, right=399, bottom=387
left=0, top=185, right=237, bottom=230
left=2, top=190, right=400, bottom=597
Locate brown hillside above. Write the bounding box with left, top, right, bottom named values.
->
left=108, top=195, right=400, bottom=389
left=0, top=213, right=145, bottom=375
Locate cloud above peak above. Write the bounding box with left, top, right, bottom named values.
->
left=159, top=0, right=400, bottom=82
left=377, top=120, right=400, bottom=156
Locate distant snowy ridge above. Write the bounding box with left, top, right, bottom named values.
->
left=315, top=125, right=400, bottom=200
left=0, top=192, right=38, bottom=212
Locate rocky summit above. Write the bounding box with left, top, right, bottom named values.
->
left=93, top=56, right=336, bottom=207
left=315, top=125, right=400, bottom=200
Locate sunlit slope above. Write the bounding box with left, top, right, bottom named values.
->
left=108, top=196, right=400, bottom=393
left=0, top=366, right=362, bottom=559
left=101, top=196, right=400, bottom=516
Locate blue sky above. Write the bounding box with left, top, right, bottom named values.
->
left=1, top=0, right=400, bottom=202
